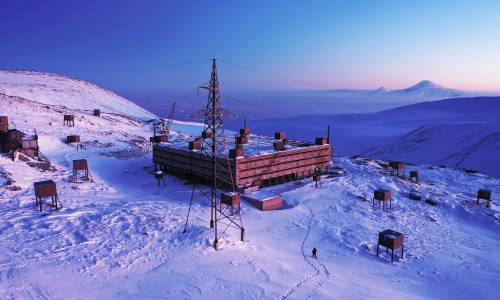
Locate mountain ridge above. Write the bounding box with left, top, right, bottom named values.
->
left=0, top=70, right=157, bottom=120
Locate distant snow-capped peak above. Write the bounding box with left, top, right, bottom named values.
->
left=364, top=86, right=387, bottom=95
left=389, top=80, right=468, bottom=99
left=373, top=86, right=387, bottom=93
left=407, top=80, right=443, bottom=90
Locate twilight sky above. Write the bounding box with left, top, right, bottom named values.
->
left=1, top=0, right=499, bottom=92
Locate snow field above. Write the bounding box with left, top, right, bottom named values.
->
left=0, top=92, right=499, bottom=299
left=0, top=70, right=156, bottom=120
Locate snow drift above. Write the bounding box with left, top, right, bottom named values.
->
left=0, top=70, right=156, bottom=120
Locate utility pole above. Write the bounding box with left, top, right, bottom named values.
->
left=183, top=59, right=244, bottom=250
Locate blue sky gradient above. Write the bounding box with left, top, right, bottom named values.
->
left=1, top=0, right=499, bottom=92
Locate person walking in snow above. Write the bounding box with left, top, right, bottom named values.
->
left=312, top=247, right=317, bottom=259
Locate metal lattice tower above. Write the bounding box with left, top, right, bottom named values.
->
left=183, top=58, right=245, bottom=250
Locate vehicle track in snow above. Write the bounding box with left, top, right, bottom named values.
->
left=280, top=199, right=331, bottom=300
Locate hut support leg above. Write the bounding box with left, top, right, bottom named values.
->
left=376, top=244, right=379, bottom=256
left=241, top=227, right=245, bottom=242
left=391, top=249, right=394, bottom=262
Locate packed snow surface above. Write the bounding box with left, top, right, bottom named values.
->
left=1, top=92, right=500, bottom=299
left=0, top=70, right=156, bottom=120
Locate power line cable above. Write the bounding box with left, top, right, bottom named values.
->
left=219, top=92, right=294, bottom=118
left=194, top=88, right=293, bottom=119
left=7, top=57, right=334, bottom=90
left=218, top=59, right=334, bottom=90
left=10, top=56, right=329, bottom=118
left=42, top=58, right=211, bottom=73
left=11, top=57, right=334, bottom=91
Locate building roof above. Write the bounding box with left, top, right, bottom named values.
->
left=156, top=130, right=317, bottom=158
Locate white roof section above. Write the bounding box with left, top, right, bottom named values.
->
left=157, top=130, right=315, bottom=157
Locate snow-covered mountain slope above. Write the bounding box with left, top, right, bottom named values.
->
left=0, top=70, right=156, bottom=120
left=364, top=123, right=500, bottom=176
left=361, top=97, right=500, bottom=177
left=0, top=93, right=152, bottom=158
left=387, top=80, right=470, bottom=99
left=1, top=92, right=499, bottom=299
left=380, top=96, right=500, bottom=121
left=230, top=96, right=500, bottom=177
